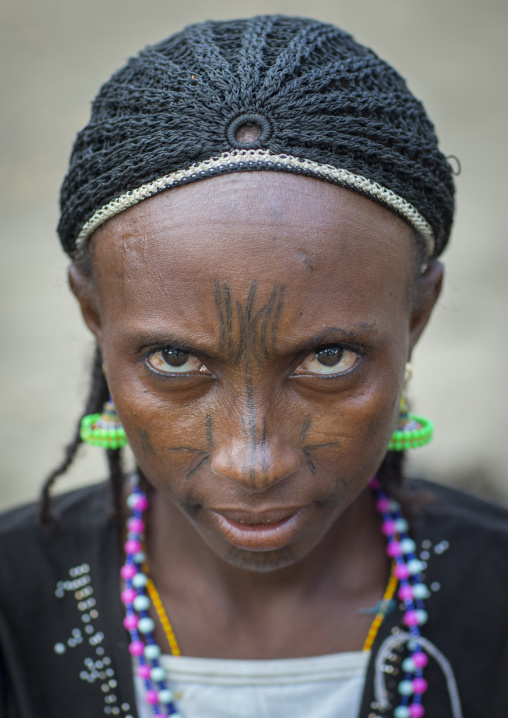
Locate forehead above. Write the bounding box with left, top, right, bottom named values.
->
left=91, top=173, right=416, bottom=334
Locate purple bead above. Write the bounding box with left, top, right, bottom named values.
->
left=123, top=614, right=139, bottom=630
left=369, top=476, right=380, bottom=489
left=399, top=585, right=414, bottom=601
left=134, top=494, right=149, bottom=511
left=394, top=564, right=410, bottom=580
left=413, top=678, right=428, bottom=694
left=128, top=517, right=145, bottom=533
left=125, top=539, right=142, bottom=555
left=403, top=610, right=421, bottom=627
left=137, top=664, right=151, bottom=679
left=121, top=588, right=137, bottom=605
left=382, top=520, right=397, bottom=536
left=128, top=640, right=144, bottom=656
left=409, top=704, right=425, bottom=718
left=145, top=689, right=159, bottom=705
left=376, top=498, right=391, bottom=512
left=412, top=652, right=429, bottom=668
left=120, top=563, right=137, bottom=580
left=387, top=541, right=402, bottom=557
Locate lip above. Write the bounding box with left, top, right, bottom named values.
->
left=207, top=506, right=311, bottom=551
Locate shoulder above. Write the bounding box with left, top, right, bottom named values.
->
left=0, top=481, right=112, bottom=538
left=0, top=482, right=117, bottom=624
left=407, top=478, right=508, bottom=604
left=409, top=477, right=508, bottom=540
left=400, top=480, right=508, bottom=709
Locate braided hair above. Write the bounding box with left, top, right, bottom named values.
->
left=59, top=16, right=454, bottom=259
left=39, top=346, right=124, bottom=526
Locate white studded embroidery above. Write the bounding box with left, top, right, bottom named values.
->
left=52, top=564, right=131, bottom=717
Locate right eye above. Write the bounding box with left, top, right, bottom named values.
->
left=146, top=348, right=208, bottom=375
left=293, top=345, right=360, bottom=377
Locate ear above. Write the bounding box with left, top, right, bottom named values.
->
left=68, top=263, right=103, bottom=343
left=408, top=260, right=444, bottom=354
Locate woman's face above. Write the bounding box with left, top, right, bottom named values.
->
left=72, top=172, right=441, bottom=570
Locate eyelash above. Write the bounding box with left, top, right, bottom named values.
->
left=142, top=345, right=206, bottom=377
left=142, top=342, right=365, bottom=379
left=294, top=343, right=364, bottom=377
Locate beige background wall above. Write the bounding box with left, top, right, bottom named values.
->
left=1, top=0, right=507, bottom=511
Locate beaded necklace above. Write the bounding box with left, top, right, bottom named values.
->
left=144, top=558, right=397, bottom=658
left=121, top=476, right=429, bottom=718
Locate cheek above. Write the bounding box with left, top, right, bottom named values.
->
left=105, top=338, right=403, bottom=495
left=306, top=378, right=401, bottom=482
left=109, top=381, right=211, bottom=487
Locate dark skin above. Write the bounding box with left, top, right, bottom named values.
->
left=70, top=172, right=442, bottom=659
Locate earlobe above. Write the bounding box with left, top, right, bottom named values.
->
left=68, top=263, right=103, bottom=342
left=408, top=260, right=444, bottom=352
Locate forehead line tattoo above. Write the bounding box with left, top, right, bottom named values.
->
left=213, top=280, right=286, bottom=364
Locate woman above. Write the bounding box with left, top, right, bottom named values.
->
left=1, top=15, right=507, bottom=718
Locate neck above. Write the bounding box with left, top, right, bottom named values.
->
left=144, top=482, right=388, bottom=617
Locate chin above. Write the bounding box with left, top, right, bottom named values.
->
left=222, top=544, right=301, bottom=572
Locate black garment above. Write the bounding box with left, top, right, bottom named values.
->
left=0, top=480, right=507, bottom=718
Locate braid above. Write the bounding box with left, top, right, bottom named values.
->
left=39, top=345, right=123, bottom=526
left=106, top=448, right=125, bottom=522
left=378, top=450, right=405, bottom=491
left=378, top=450, right=433, bottom=518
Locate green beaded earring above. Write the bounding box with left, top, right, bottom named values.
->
left=80, top=399, right=128, bottom=449
left=388, top=363, right=433, bottom=451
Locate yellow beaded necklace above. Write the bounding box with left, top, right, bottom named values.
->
left=362, top=561, right=398, bottom=651
left=145, top=561, right=397, bottom=656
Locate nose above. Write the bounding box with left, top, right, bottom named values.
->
left=210, top=425, right=300, bottom=492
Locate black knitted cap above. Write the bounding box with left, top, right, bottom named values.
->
left=59, top=15, right=455, bottom=258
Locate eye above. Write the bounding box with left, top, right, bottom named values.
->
left=293, top=346, right=359, bottom=376
left=146, top=348, right=208, bottom=375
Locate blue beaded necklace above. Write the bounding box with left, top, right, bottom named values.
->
left=121, top=475, right=430, bottom=718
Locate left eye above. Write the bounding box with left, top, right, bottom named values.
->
left=294, top=346, right=359, bottom=376
left=146, top=348, right=207, bottom=375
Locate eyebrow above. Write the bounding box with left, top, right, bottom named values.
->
left=287, top=323, right=377, bottom=356
left=125, top=330, right=215, bottom=360
left=124, top=322, right=377, bottom=359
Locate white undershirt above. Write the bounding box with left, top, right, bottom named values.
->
left=134, top=650, right=369, bottom=718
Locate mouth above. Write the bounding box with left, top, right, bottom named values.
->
left=207, top=506, right=311, bottom=551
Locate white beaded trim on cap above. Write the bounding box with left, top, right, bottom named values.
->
left=74, top=149, right=435, bottom=257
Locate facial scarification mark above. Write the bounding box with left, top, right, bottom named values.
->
left=299, top=417, right=341, bottom=475
left=214, top=281, right=233, bottom=355
left=214, top=280, right=286, bottom=489
left=302, top=442, right=342, bottom=475
left=167, top=446, right=210, bottom=481
left=261, top=417, right=269, bottom=483
left=206, top=414, right=214, bottom=449
left=239, top=410, right=258, bottom=487
left=270, top=286, right=285, bottom=356
left=245, top=375, right=257, bottom=483
left=135, top=426, right=156, bottom=456
left=300, top=415, right=312, bottom=443
left=214, top=280, right=286, bottom=364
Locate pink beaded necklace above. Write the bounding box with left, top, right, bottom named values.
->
left=121, top=475, right=430, bottom=718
